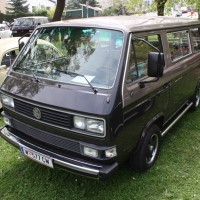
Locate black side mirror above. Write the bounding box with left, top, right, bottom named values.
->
left=148, top=52, right=164, bottom=78
left=139, top=52, right=164, bottom=88
left=19, top=41, right=25, bottom=51
left=18, top=33, right=30, bottom=51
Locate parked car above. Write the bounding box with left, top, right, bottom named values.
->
left=172, top=10, right=182, bottom=17
left=0, top=24, right=12, bottom=39
left=0, top=37, right=28, bottom=107
left=12, top=16, right=49, bottom=37
left=0, top=37, right=28, bottom=68
left=181, top=7, right=188, bottom=13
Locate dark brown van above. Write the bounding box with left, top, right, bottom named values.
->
left=12, top=16, right=49, bottom=37
left=1, top=16, right=200, bottom=179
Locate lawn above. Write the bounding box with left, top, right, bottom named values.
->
left=1, top=108, right=200, bottom=200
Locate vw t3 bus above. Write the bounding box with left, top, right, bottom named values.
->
left=1, top=16, right=200, bottom=179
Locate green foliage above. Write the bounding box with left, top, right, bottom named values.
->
left=6, top=0, right=29, bottom=14
left=102, top=0, right=129, bottom=16
left=32, top=5, right=48, bottom=16
left=0, top=13, right=34, bottom=23
left=47, top=6, right=56, bottom=20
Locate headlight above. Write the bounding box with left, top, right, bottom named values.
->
left=74, top=116, right=86, bottom=130
left=73, top=116, right=105, bottom=136
left=86, top=119, right=104, bottom=134
left=1, top=95, right=14, bottom=108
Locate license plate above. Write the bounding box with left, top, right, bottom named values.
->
left=20, top=146, right=53, bottom=168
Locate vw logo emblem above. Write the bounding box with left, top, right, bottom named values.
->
left=33, top=107, right=42, bottom=120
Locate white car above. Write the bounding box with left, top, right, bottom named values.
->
left=0, top=24, right=12, bottom=39
left=172, top=10, right=182, bottom=17
left=0, top=37, right=28, bottom=108
left=0, top=37, right=29, bottom=82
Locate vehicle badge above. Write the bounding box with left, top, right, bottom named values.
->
left=33, top=107, right=42, bottom=120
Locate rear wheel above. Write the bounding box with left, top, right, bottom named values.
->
left=190, top=88, right=200, bottom=111
left=130, top=124, right=161, bottom=171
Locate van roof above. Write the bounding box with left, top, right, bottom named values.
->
left=42, top=16, right=200, bottom=33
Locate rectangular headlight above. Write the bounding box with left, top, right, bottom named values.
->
left=1, top=95, right=14, bottom=108
left=86, top=119, right=104, bottom=134
left=73, top=116, right=86, bottom=130
left=73, top=115, right=105, bottom=136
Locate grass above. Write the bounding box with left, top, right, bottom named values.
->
left=1, top=109, right=200, bottom=200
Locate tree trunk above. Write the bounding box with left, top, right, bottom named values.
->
left=53, top=0, right=66, bottom=21
left=156, top=0, right=167, bottom=16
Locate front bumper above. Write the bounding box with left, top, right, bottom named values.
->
left=0, top=126, right=118, bottom=179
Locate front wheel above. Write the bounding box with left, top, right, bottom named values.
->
left=130, top=124, right=161, bottom=171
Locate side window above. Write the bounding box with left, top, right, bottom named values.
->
left=167, top=30, right=191, bottom=62
left=191, top=27, right=200, bottom=52
left=1, top=50, right=18, bottom=67
left=126, top=34, right=162, bottom=84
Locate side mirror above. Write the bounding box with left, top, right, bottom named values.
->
left=139, top=52, right=165, bottom=88
left=19, top=41, right=25, bottom=51
left=148, top=52, right=164, bottom=78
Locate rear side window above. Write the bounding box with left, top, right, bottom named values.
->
left=167, top=30, right=191, bottom=62
left=191, top=27, right=200, bottom=52
left=126, top=34, right=162, bottom=84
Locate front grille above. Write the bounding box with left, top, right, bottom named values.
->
left=14, top=99, right=72, bottom=129
left=12, top=118, right=81, bottom=153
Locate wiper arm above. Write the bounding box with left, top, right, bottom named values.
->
left=57, top=69, right=98, bottom=94
left=32, top=72, right=40, bottom=83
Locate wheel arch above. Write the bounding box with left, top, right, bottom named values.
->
left=136, top=112, right=164, bottom=152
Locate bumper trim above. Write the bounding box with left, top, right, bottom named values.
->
left=1, top=127, right=100, bottom=176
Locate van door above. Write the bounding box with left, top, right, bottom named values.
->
left=122, top=33, right=170, bottom=147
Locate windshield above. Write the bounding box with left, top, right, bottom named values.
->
left=14, top=18, right=34, bottom=26
left=13, top=27, right=124, bottom=89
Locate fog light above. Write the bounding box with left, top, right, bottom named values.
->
left=3, top=117, right=11, bottom=126
left=105, top=147, right=117, bottom=158
left=83, top=146, right=98, bottom=158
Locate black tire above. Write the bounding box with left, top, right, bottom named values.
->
left=130, top=124, right=161, bottom=171
left=190, top=88, right=200, bottom=111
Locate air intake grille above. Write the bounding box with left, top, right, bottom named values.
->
left=12, top=119, right=80, bottom=153
left=14, top=99, right=72, bottom=129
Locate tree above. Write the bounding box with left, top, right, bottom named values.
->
left=6, top=0, right=29, bottom=14
left=32, top=5, right=48, bottom=16
left=103, top=0, right=129, bottom=16
left=53, top=0, right=66, bottom=21
left=187, top=0, right=200, bottom=19
left=155, top=0, right=168, bottom=16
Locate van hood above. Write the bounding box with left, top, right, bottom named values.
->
left=1, top=74, right=115, bottom=115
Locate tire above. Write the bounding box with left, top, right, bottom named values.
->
left=190, top=88, right=200, bottom=111
left=130, top=124, right=161, bottom=171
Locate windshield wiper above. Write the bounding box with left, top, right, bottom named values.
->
left=57, top=69, right=98, bottom=94
left=32, top=72, right=40, bottom=83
